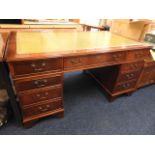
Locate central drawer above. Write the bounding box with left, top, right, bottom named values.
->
left=14, top=73, right=62, bottom=92
left=64, top=51, right=126, bottom=71
left=18, top=86, right=62, bottom=107
left=9, top=58, right=63, bottom=77
left=64, top=56, right=88, bottom=69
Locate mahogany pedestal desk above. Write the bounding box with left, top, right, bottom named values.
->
left=5, top=31, right=152, bottom=127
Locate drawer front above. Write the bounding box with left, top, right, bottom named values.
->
left=19, top=86, right=62, bottom=107
left=64, top=52, right=126, bottom=70
left=113, top=80, right=136, bottom=93
left=117, top=71, right=141, bottom=83
left=127, top=49, right=151, bottom=61
left=88, top=52, right=126, bottom=64
left=10, top=58, right=62, bottom=77
left=23, top=99, right=63, bottom=118
left=64, top=56, right=88, bottom=70
left=121, top=61, right=144, bottom=73
left=14, top=74, right=62, bottom=92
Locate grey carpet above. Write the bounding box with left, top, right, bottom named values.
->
left=0, top=71, right=155, bottom=135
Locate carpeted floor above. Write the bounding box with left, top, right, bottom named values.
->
left=0, top=71, right=155, bottom=135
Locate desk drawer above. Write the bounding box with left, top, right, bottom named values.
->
left=117, top=71, right=141, bottom=83
left=14, top=73, right=62, bottom=92
left=9, top=58, right=63, bottom=77
left=121, top=61, right=144, bottom=73
left=89, top=52, right=126, bottom=64
left=113, top=80, right=136, bottom=93
left=127, top=49, right=151, bottom=61
left=19, top=86, right=62, bottom=107
left=64, top=56, right=88, bottom=70
left=64, top=52, right=126, bottom=70
left=23, top=99, right=63, bottom=118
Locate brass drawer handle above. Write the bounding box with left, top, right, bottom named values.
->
left=38, top=106, right=49, bottom=112
left=31, top=63, right=36, bottom=68
left=126, top=74, right=130, bottom=79
left=130, top=73, right=134, bottom=77
left=34, top=68, right=43, bottom=72
left=31, top=63, right=43, bottom=72
left=34, top=79, right=48, bottom=88
left=41, top=108, right=49, bottom=112
left=36, top=92, right=49, bottom=100
left=41, top=62, right=46, bottom=67
left=112, top=53, right=122, bottom=60
left=126, top=73, right=134, bottom=79
left=31, top=62, right=47, bottom=72
left=38, top=106, right=43, bottom=110
left=31, top=62, right=47, bottom=67
left=46, top=104, right=50, bottom=108
left=70, top=58, right=81, bottom=64
left=122, top=83, right=130, bottom=89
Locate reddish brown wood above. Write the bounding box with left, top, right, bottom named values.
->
left=22, top=99, right=63, bottom=118
left=120, top=61, right=144, bottom=73
left=18, top=86, right=62, bottom=107
left=116, top=71, right=141, bottom=83
left=23, top=109, right=64, bottom=127
left=127, top=49, right=151, bottom=61
left=113, top=80, right=137, bottom=93
left=9, top=58, right=63, bottom=78
left=86, top=61, right=144, bottom=101
left=81, top=24, right=105, bottom=31
left=64, top=52, right=126, bottom=71
left=4, top=31, right=153, bottom=127
left=14, top=73, right=63, bottom=92
left=23, top=119, right=38, bottom=128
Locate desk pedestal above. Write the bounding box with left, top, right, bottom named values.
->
left=86, top=61, right=144, bottom=101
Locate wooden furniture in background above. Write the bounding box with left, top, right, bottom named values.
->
left=0, top=21, right=82, bottom=33
left=69, top=19, right=80, bottom=23
left=5, top=31, right=152, bottom=127
left=82, top=24, right=105, bottom=31
left=110, top=19, right=153, bottom=41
